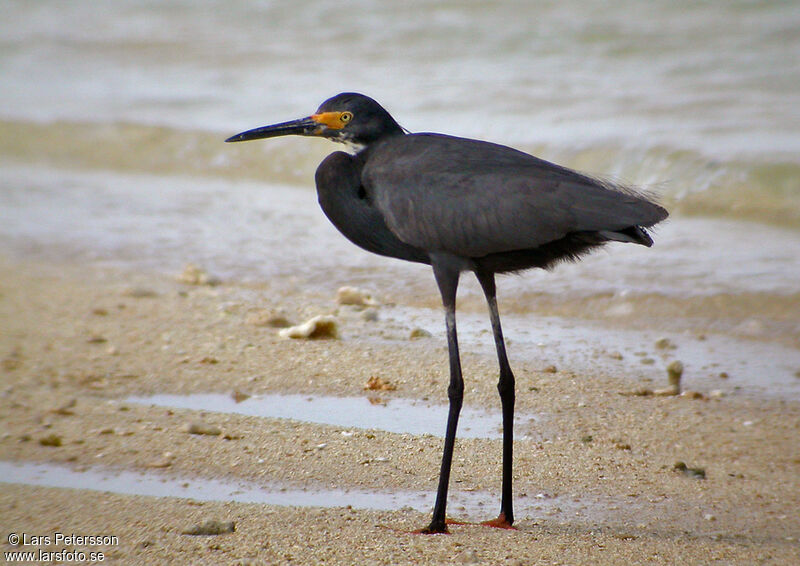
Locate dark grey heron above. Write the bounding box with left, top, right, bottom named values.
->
left=226, top=92, right=668, bottom=533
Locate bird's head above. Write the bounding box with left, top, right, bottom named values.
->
left=225, top=92, right=404, bottom=152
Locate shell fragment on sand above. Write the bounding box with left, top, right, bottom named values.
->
left=278, top=315, right=338, bottom=339
left=335, top=286, right=377, bottom=306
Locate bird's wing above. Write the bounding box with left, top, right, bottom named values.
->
left=362, top=134, right=667, bottom=258
left=315, top=151, right=430, bottom=265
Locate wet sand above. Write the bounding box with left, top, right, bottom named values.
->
left=1, top=255, right=799, bottom=564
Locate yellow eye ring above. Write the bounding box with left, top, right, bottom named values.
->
left=340, top=111, right=353, bottom=123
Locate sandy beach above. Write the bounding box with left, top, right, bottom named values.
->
left=1, top=254, right=798, bottom=564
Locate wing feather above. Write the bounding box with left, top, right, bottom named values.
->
left=362, top=134, right=667, bottom=258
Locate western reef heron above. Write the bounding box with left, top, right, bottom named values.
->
left=226, top=92, right=668, bottom=533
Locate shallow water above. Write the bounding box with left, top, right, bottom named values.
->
left=125, top=392, right=539, bottom=439
left=0, top=460, right=626, bottom=524
left=384, top=305, right=800, bottom=401
left=2, top=164, right=799, bottom=301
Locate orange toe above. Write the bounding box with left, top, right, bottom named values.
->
left=480, top=514, right=516, bottom=530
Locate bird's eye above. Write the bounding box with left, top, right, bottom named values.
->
left=340, top=112, right=353, bottom=123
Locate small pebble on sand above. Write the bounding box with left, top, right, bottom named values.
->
left=655, top=337, right=676, bottom=350
left=361, top=309, right=379, bottom=322
left=39, top=433, right=62, bottom=447
left=50, top=398, right=77, bottom=416
left=232, top=390, right=251, bottom=403
left=245, top=309, right=291, bottom=328
left=122, top=287, right=158, bottom=298
left=364, top=376, right=397, bottom=391
left=673, top=461, right=706, bottom=479
left=182, top=421, right=222, bottom=436
left=667, top=360, right=684, bottom=389
left=2, top=350, right=23, bottom=371
left=176, top=263, right=221, bottom=286
left=409, top=328, right=431, bottom=339
left=147, top=452, right=174, bottom=468
left=335, top=286, right=376, bottom=306
left=181, top=520, right=235, bottom=536
left=680, top=390, right=705, bottom=400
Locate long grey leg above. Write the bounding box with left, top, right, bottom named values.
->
left=476, top=269, right=515, bottom=528
left=421, top=261, right=463, bottom=533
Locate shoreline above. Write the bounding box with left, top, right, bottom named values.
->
left=1, top=254, right=799, bottom=563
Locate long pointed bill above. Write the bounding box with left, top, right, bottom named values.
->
left=225, top=116, right=320, bottom=143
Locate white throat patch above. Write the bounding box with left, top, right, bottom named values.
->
left=332, top=135, right=366, bottom=154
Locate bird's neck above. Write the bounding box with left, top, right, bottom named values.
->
left=350, top=127, right=406, bottom=157
left=337, top=138, right=368, bottom=155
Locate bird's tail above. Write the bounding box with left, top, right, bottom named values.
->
left=597, top=226, right=655, bottom=247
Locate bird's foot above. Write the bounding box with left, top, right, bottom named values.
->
left=479, top=513, right=515, bottom=530
left=412, top=523, right=448, bottom=535
left=413, top=517, right=472, bottom=534
left=410, top=516, right=514, bottom=533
